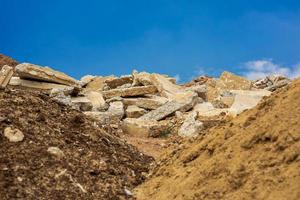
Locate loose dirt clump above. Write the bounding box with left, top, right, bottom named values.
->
left=136, top=78, right=300, bottom=200
left=0, top=89, right=153, bottom=200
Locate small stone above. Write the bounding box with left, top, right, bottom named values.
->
left=47, top=147, right=64, bottom=158
left=4, top=127, right=24, bottom=142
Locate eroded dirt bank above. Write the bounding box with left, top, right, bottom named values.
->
left=135, top=79, right=300, bottom=200
left=0, top=89, right=153, bottom=200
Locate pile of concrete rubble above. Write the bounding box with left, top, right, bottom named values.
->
left=1, top=62, right=291, bottom=137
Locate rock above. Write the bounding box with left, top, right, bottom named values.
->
left=102, top=85, right=158, bottom=99
left=178, top=92, right=203, bottom=112
left=85, top=91, right=108, bottom=111
left=79, top=75, right=96, bottom=86
left=219, top=71, right=252, bottom=90
left=139, top=101, right=184, bottom=121
left=106, top=96, right=123, bottom=103
left=71, top=97, right=93, bottom=111
left=9, top=77, right=73, bottom=91
left=105, top=75, right=133, bottom=89
left=84, top=76, right=115, bottom=91
left=217, top=90, right=235, bottom=107
left=116, top=83, right=132, bottom=89
left=266, top=79, right=290, bottom=91
left=47, top=147, right=64, bottom=158
left=15, top=63, right=78, bottom=86
left=178, top=112, right=204, bottom=137
left=229, top=90, right=271, bottom=116
left=84, top=101, right=124, bottom=124
left=132, top=71, right=153, bottom=86
left=122, top=96, right=168, bottom=110
left=50, top=87, right=78, bottom=97
left=194, top=102, right=229, bottom=117
left=126, top=105, right=147, bottom=118
left=50, top=89, right=72, bottom=106
left=122, top=118, right=168, bottom=137
left=108, top=101, right=125, bottom=120
left=149, top=73, right=182, bottom=99
left=4, top=127, right=24, bottom=142
left=183, top=85, right=207, bottom=100
left=198, top=108, right=229, bottom=117
left=0, top=65, right=14, bottom=88
left=193, top=102, right=215, bottom=113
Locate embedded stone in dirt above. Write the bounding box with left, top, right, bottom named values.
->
left=3, top=127, right=24, bottom=142
left=47, top=146, right=64, bottom=158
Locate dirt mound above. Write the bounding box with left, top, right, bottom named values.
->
left=0, top=89, right=153, bottom=200
left=0, top=54, right=19, bottom=69
left=136, top=78, right=300, bottom=200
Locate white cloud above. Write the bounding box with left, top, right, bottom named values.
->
left=243, top=59, right=300, bottom=80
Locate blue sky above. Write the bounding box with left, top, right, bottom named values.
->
left=1, top=0, right=300, bottom=81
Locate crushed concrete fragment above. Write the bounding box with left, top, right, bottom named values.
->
left=0, top=65, right=14, bottom=88
left=178, top=111, right=204, bottom=137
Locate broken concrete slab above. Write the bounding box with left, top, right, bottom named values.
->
left=105, top=75, right=133, bottom=89
left=139, top=101, right=184, bottom=121
left=122, top=96, right=168, bottom=110
left=132, top=71, right=153, bottom=86
left=84, top=76, right=115, bottom=91
left=84, top=101, right=124, bottom=124
left=9, top=77, right=73, bottom=91
left=193, top=102, right=215, bottom=113
left=85, top=91, right=108, bottom=111
left=219, top=71, right=252, bottom=90
left=149, top=73, right=182, bottom=99
left=229, top=90, right=271, bottom=116
left=102, top=85, right=158, bottom=99
left=0, top=65, right=14, bottom=88
left=183, top=84, right=207, bottom=100
left=122, top=118, right=168, bottom=137
left=71, top=97, right=93, bottom=111
left=15, top=63, right=78, bottom=86
left=79, top=75, right=96, bottom=87
left=108, top=101, right=125, bottom=119
left=198, top=108, right=229, bottom=117
left=178, top=112, right=204, bottom=137
left=126, top=105, right=147, bottom=118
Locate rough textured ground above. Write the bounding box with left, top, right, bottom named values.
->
left=0, top=88, right=153, bottom=200
left=136, top=78, right=300, bottom=200
left=0, top=54, right=19, bottom=69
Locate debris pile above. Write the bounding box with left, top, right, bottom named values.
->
left=135, top=78, right=300, bottom=200
left=0, top=88, right=153, bottom=199
left=7, top=63, right=291, bottom=138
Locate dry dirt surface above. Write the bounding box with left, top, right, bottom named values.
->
left=0, top=54, right=19, bottom=69
left=136, top=78, right=300, bottom=200
left=0, top=89, right=153, bottom=200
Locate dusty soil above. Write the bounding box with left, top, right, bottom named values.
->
left=0, top=88, right=153, bottom=200
left=0, top=54, right=19, bottom=69
left=136, top=78, right=300, bottom=200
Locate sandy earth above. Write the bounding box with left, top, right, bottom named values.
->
left=136, top=78, right=300, bottom=200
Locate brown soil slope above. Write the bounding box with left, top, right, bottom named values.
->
left=136, top=78, right=300, bottom=200
left=0, top=89, right=153, bottom=200
left=0, top=54, right=19, bottom=69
